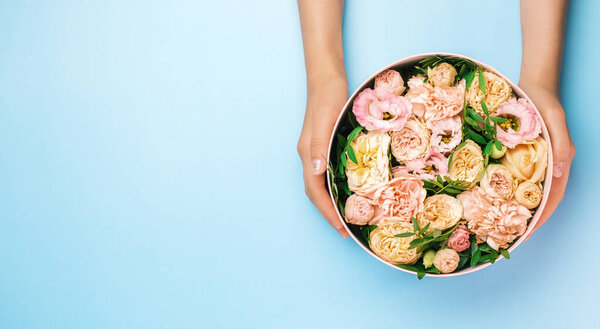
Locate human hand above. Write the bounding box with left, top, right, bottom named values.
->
left=297, top=76, right=350, bottom=238
left=519, top=80, right=576, bottom=238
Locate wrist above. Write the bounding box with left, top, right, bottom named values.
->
left=518, top=75, right=560, bottom=98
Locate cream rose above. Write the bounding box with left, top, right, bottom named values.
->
left=346, top=131, right=391, bottom=195
left=416, top=194, right=463, bottom=232
left=369, top=220, right=421, bottom=265
left=480, top=164, right=516, bottom=199
left=344, top=194, right=375, bottom=225
left=433, top=249, right=460, bottom=274
left=466, top=71, right=512, bottom=114
left=514, top=181, right=543, bottom=209
left=427, top=62, right=458, bottom=87
left=501, top=137, right=548, bottom=184
left=390, top=117, right=431, bottom=163
left=448, top=140, right=485, bottom=183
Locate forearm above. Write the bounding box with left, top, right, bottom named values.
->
left=520, top=0, right=568, bottom=95
left=297, top=0, right=346, bottom=92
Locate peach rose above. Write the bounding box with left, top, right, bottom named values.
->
left=346, top=131, right=391, bottom=195
left=457, top=187, right=531, bottom=250
left=405, top=76, right=465, bottom=123
left=495, top=98, right=542, bottom=148
left=404, top=76, right=434, bottom=117
left=369, top=220, right=421, bottom=265
left=479, top=164, right=516, bottom=199
left=344, top=194, right=375, bottom=225
left=430, top=115, right=462, bottom=155
left=416, top=194, right=463, bottom=232
left=352, top=88, right=412, bottom=132
left=433, top=249, right=460, bottom=274
left=374, top=69, right=405, bottom=96
left=466, top=71, right=512, bottom=114
left=514, top=181, right=543, bottom=209
left=448, top=140, right=485, bottom=183
left=369, top=171, right=426, bottom=223
left=390, top=117, right=431, bottom=163
left=501, top=137, right=548, bottom=184
left=427, top=62, right=458, bottom=87
left=447, top=225, right=471, bottom=252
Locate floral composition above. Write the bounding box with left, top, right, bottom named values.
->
left=328, top=56, right=550, bottom=279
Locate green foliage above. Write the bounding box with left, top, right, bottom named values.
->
left=423, top=175, right=470, bottom=197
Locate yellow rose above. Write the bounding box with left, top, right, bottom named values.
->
left=369, top=221, right=421, bottom=265
left=466, top=71, right=512, bottom=114
left=416, top=194, right=463, bottom=232
left=449, top=140, right=484, bottom=183
left=501, top=137, right=548, bottom=184
left=346, top=131, right=391, bottom=195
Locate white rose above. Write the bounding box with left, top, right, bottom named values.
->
left=346, top=131, right=391, bottom=195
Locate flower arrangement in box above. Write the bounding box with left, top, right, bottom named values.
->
left=327, top=54, right=552, bottom=279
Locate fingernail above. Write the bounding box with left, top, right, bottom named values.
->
left=553, top=161, right=565, bottom=178
left=311, top=159, right=324, bottom=174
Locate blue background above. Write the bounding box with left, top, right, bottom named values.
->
left=0, top=0, right=597, bottom=328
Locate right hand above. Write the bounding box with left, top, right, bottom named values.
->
left=297, top=75, right=350, bottom=238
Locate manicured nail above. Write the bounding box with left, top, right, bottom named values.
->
left=553, top=161, right=565, bottom=178
left=311, top=159, right=324, bottom=174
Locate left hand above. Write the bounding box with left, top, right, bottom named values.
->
left=518, top=80, right=576, bottom=238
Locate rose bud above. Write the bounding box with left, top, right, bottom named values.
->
left=423, top=249, right=436, bottom=269
left=433, top=249, right=460, bottom=274
left=514, top=181, right=543, bottom=209
left=447, top=225, right=471, bottom=252
left=427, top=62, right=457, bottom=87
left=344, top=194, right=375, bottom=225
left=374, top=69, right=406, bottom=96
left=490, top=143, right=507, bottom=159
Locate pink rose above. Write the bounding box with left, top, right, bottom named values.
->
left=433, top=249, right=460, bottom=274
left=374, top=69, right=406, bottom=96
left=368, top=171, right=426, bottom=223
left=404, top=76, right=434, bottom=117
left=447, top=225, right=471, bottom=252
left=457, top=187, right=531, bottom=250
left=344, top=194, right=375, bottom=225
left=495, top=98, right=542, bottom=148
left=352, top=88, right=412, bottom=132
left=429, top=115, right=462, bottom=154
left=404, top=150, right=448, bottom=180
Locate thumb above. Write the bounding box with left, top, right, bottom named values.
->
left=310, top=106, right=341, bottom=175
left=544, top=109, right=573, bottom=178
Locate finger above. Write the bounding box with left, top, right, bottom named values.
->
left=524, top=161, right=572, bottom=240
left=303, top=168, right=349, bottom=238
left=310, top=105, right=343, bottom=175
left=540, top=106, right=573, bottom=177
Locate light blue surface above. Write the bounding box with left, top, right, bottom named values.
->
left=0, top=1, right=597, bottom=328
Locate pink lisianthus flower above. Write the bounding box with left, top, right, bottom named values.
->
left=456, top=187, right=531, bottom=250
left=495, top=98, right=542, bottom=148
left=374, top=69, right=406, bottom=96
left=429, top=115, right=463, bottom=154
left=367, top=170, right=426, bottom=223
left=403, top=150, right=448, bottom=180
left=352, top=88, right=412, bottom=132
left=447, top=225, right=471, bottom=252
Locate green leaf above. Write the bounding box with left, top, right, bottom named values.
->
left=467, top=129, right=487, bottom=145
left=425, top=267, right=441, bottom=274
left=490, top=116, right=507, bottom=124
left=413, top=218, right=419, bottom=233
left=481, top=99, right=489, bottom=116
left=458, top=256, right=469, bottom=269
left=478, top=69, right=486, bottom=94
left=346, top=126, right=363, bottom=145
left=500, top=249, right=510, bottom=260
left=470, top=250, right=481, bottom=267
left=494, top=139, right=503, bottom=151
left=436, top=174, right=444, bottom=184
left=464, top=116, right=482, bottom=130
left=467, top=108, right=485, bottom=123
left=346, top=145, right=358, bottom=164
left=416, top=267, right=425, bottom=280
left=483, top=141, right=493, bottom=155
left=418, top=223, right=431, bottom=236
left=465, top=70, right=476, bottom=91
left=394, top=232, right=415, bottom=238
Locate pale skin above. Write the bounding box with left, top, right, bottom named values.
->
left=297, top=0, right=574, bottom=239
